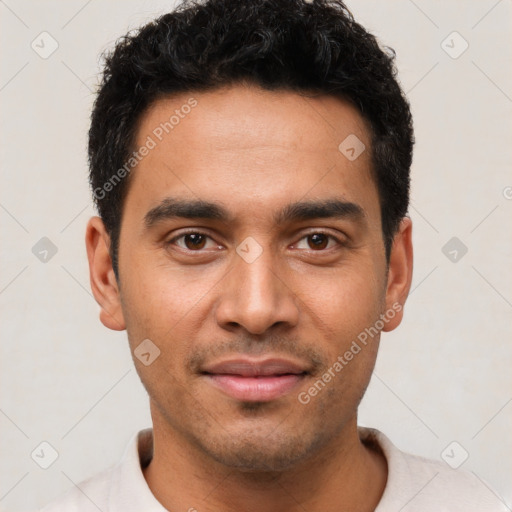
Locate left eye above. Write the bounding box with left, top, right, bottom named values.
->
left=294, top=233, right=339, bottom=250
left=171, top=233, right=218, bottom=250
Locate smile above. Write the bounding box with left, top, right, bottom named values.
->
left=200, top=357, right=310, bottom=401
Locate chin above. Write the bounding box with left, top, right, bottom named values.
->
left=196, top=424, right=327, bottom=473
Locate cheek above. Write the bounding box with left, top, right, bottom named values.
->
left=299, top=263, right=385, bottom=340
left=119, top=257, right=221, bottom=359
left=121, top=246, right=205, bottom=314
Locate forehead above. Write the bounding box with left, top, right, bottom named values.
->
left=125, top=84, right=379, bottom=223
left=137, top=84, right=370, bottom=152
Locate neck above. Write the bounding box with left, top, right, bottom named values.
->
left=142, top=413, right=387, bottom=512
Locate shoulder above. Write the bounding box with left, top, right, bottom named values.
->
left=359, top=427, right=508, bottom=512
left=36, top=429, right=152, bottom=511
left=36, top=428, right=159, bottom=512
left=38, top=465, right=116, bottom=512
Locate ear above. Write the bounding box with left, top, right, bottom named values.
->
left=85, top=216, right=126, bottom=331
left=382, top=216, right=413, bottom=332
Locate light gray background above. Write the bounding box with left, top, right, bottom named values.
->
left=1, top=1, right=511, bottom=510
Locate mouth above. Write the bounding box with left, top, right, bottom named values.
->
left=200, top=358, right=310, bottom=402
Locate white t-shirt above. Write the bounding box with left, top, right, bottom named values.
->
left=39, top=427, right=508, bottom=511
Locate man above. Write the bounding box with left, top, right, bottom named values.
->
left=40, top=0, right=506, bottom=510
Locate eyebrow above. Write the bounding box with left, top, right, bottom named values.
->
left=144, top=198, right=232, bottom=227
left=274, top=199, right=365, bottom=224
left=144, top=197, right=365, bottom=229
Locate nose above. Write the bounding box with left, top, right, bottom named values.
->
left=215, top=247, right=300, bottom=335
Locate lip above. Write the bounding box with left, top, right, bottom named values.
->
left=201, top=357, right=309, bottom=402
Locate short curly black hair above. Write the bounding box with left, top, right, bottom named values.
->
left=89, top=0, right=413, bottom=277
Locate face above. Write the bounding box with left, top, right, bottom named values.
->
left=87, top=83, right=412, bottom=472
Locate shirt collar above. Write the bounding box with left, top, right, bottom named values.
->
left=109, top=426, right=399, bottom=510
left=108, top=428, right=166, bottom=511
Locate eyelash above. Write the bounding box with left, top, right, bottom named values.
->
left=166, top=230, right=346, bottom=252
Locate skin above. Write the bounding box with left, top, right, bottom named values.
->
left=86, top=83, right=413, bottom=512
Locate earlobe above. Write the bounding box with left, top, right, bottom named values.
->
left=382, top=217, right=413, bottom=332
left=85, top=216, right=126, bottom=331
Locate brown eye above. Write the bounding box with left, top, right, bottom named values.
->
left=183, top=233, right=207, bottom=250
left=166, top=231, right=223, bottom=256
left=294, top=232, right=342, bottom=252
left=307, top=233, right=329, bottom=250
